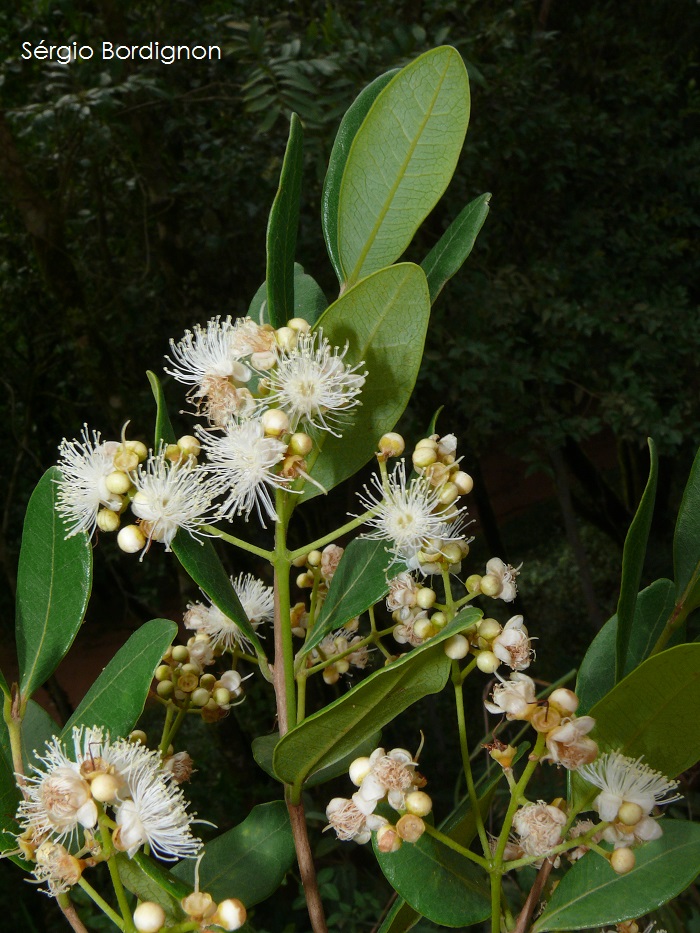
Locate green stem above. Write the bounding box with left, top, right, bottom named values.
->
left=288, top=508, right=377, bottom=561
left=3, top=689, right=26, bottom=791
left=200, top=524, right=274, bottom=561
left=490, top=872, right=502, bottom=933
left=422, top=822, right=489, bottom=868
left=650, top=561, right=699, bottom=655
left=78, top=877, right=125, bottom=931
left=297, top=672, right=307, bottom=725
left=160, top=700, right=190, bottom=756
left=452, top=662, right=490, bottom=857
left=98, top=812, right=136, bottom=933
left=158, top=704, right=175, bottom=757
left=441, top=567, right=455, bottom=620
left=273, top=490, right=296, bottom=735
left=504, top=820, right=611, bottom=871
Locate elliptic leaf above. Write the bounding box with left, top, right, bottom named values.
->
left=338, top=46, right=470, bottom=286
left=577, top=578, right=675, bottom=713
left=302, top=263, right=430, bottom=501
left=266, top=113, right=303, bottom=328
left=588, top=643, right=700, bottom=777
left=421, top=192, right=491, bottom=304
left=62, top=619, right=177, bottom=738
left=300, top=539, right=402, bottom=657
left=533, top=820, right=700, bottom=931
left=172, top=802, right=295, bottom=907
left=322, top=68, right=399, bottom=282
left=674, top=444, right=700, bottom=613
left=252, top=729, right=382, bottom=788
left=16, top=467, right=92, bottom=702
left=273, top=610, right=480, bottom=789
left=616, top=438, right=658, bottom=681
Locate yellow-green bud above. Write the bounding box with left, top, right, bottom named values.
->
left=610, top=847, right=636, bottom=874
left=430, top=611, right=447, bottom=628
left=200, top=673, right=217, bottom=690
left=289, top=432, right=313, bottom=456
left=129, top=730, right=147, bottom=744
left=191, top=687, right=211, bottom=707
left=296, top=572, right=314, bottom=588
left=416, top=587, right=436, bottom=610
left=171, top=645, right=189, bottom=663
left=413, top=617, right=435, bottom=640
left=476, top=650, right=500, bottom=674
left=97, top=508, right=121, bottom=533
left=213, top=687, right=231, bottom=707
left=437, top=482, right=459, bottom=507
left=117, top=524, right=146, bottom=554
left=322, top=667, right=340, bottom=685
left=441, top=542, right=463, bottom=565
left=180, top=663, right=200, bottom=677
left=444, top=634, right=469, bottom=659
left=378, top=432, right=405, bottom=458
left=307, top=549, right=322, bottom=567
left=133, top=901, right=167, bottom=933
left=466, top=574, right=482, bottom=594
left=177, top=435, right=201, bottom=458
left=90, top=772, right=123, bottom=803
left=477, top=618, right=502, bottom=641
left=287, top=317, right=311, bottom=333
left=404, top=791, right=433, bottom=817
left=412, top=447, right=437, bottom=469
left=125, top=439, right=148, bottom=463
left=415, top=437, right=438, bottom=451
left=479, top=573, right=501, bottom=597
left=261, top=408, right=290, bottom=437
left=155, top=665, right=172, bottom=682
left=452, top=471, right=474, bottom=495
left=275, top=326, right=297, bottom=351
left=105, top=470, right=132, bottom=495
left=156, top=680, right=174, bottom=700
left=164, top=443, right=182, bottom=463
left=617, top=802, right=644, bottom=826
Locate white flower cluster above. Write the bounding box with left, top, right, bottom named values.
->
left=325, top=746, right=431, bottom=851
left=184, top=571, right=274, bottom=652
left=56, top=317, right=366, bottom=542
left=16, top=727, right=202, bottom=896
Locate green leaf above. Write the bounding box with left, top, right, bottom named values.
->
left=147, top=371, right=266, bottom=666
left=338, top=46, right=470, bottom=286
left=16, top=467, right=92, bottom=702
left=172, top=802, right=295, bottom=906
left=377, top=899, right=421, bottom=933
left=273, top=609, right=480, bottom=789
left=266, top=113, right=303, bottom=328
left=0, top=744, right=20, bottom=858
left=421, top=193, right=491, bottom=304
left=302, top=263, right=430, bottom=502
left=588, top=643, right=700, bottom=777
left=532, top=820, right=700, bottom=931
left=117, top=854, right=184, bottom=924
left=373, top=822, right=490, bottom=927
left=322, top=68, right=399, bottom=282
left=248, top=263, right=327, bottom=327
left=62, top=619, right=177, bottom=738
left=616, top=438, right=658, bottom=681
left=300, top=539, right=401, bottom=657
left=252, top=729, right=382, bottom=788
left=674, top=444, right=700, bottom=613
left=576, top=578, right=675, bottom=713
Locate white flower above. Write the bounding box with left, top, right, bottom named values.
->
left=485, top=672, right=537, bottom=720
left=484, top=557, right=520, bottom=602
left=544, top=716, right=598, bottom=771
left=358, top=461, right=466, bottom=565
left=320, top=544, right=344, bottom=582
left=110, top=740, right=202, bottom=861
left=131, top=450, right=215, bottom=551
left=165, top=316, right=253, bottom=386
left=492, top=615, right=534, bottom=671
left=198, top=419, right=291, bottom=525
left=355, top=747, right=420, bottom=813
left=17, top=727, right=104, bottom=846
left=579, top=751, right=681, bottom=823
left=232, top=571, right=274, bottom=625
left=512, top=801, right=567, bottom=860
left=31, top=841, right=83, bottom=897
left=324, top=797, right=387, bottom=845
left=56, top=427, right=121, bottom=537
left=386, top=571, right=420, bottom=619
left=262, top=330, right=366, bottom=436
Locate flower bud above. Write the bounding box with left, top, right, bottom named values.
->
left=378, top=432, right=405, bottom=458
left=129, top=730, right=147, bottom=744
left=296, top=572, right=314, bottom=588
left=213, top=687, right=231, bottom=707
left=413, top=617, right=435, bottom=640
left=191, top=687, right=211, bottom=707
left=156, top=680, right=174, bottom=699
left=466, top=574, right=482, bottom=594
left=125, top=439, right=148, bottom=463
left=117, top=524, right=146, bottom=553
left=438, top=482, right=460, bottom=507
left=548, top=688, right=579, bottom=715
left=412, top=447, right=437, bottom=469
left=452, top=471, right=473, bottom=494
left=90, top=772, right=123, bottom=803
left=307, top=549, right=322, bottom=567
left=476, top=650, right=500, bottom=674
left=155, top=665, right=172, bottom=682
left=415, top=437, right=438, bottom=451
left=444, top=634, right=470, bottom=660
left=376, top=824, right=402, bottom=853
left=404, top=791, right=433, bottom=817
left=440, top=542, right=463, bottom=566
left=610, top=847, right=636, bottom=874
left=276, top=326, right=298, bottom=351
left=479, top=574, right=501, bottom=597
left=97, top=508, right=121, bottom=532
left=287, top=317, right=311, bottom=333
left=617, top=802, right=644, bottom=826
left=396, top=814, right=425, bottom=843
left=105, top=470, right=132, bottom=495
left=171, top=645, right=190, bottom=663
left=113, top=448, right=140, bottom=472
left=323, top=667, right=340, bottom=685
left=212, top=898, right=247, bottom=931
left=430, top=611, right=447, bottom=628
left=349, top=757, right=372, bottom=786
left=177, top=435, right=201, bottom=458
left=289, top=432, right=313, bottom=456
left=133, top=901, right=166, bottom=933
left=200, top=673, right=217, bottom=690
left=261, top=408, right=290, bottom=437
left=478, top=618, right=502, bottom=641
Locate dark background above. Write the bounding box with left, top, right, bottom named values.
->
left=0, top=1, right=698, bottom=930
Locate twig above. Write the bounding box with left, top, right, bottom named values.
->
left=513, top=857, right=554, bottom=933
left=57, top=895, right=90, bottom=933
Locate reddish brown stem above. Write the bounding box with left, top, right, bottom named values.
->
left=513, top=857, right=554, bottom=933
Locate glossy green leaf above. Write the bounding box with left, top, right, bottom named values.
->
left=172, top=802, right=295, bottom=906
left=338, top=46, right=470, bottom=286
left=616, top=438, right=658, bottom=681
left=148, top=372, right=265, bottom=666
left=266, top=113, right=303, bottom=328
left=577, top=578, right=675, bottom=713
left=302, top=263, right=430, bottom=502
left=117, top=854, right=183, bottom=924
left=377, top=898, right=421, bottom=933
left=300, top=539, right=402, bottom=657
left=273, top=609, right=480, bottom=788
left=16, top=467, right=92, bottom=702
left=0, top=667, right=9, bottom=700
left=533, top=820, right=700, bottom=931
left=322, top=68, right=399, bottom=282
left=421, top=192, right=491, bottom=304
left=0, top=747, right=19, bottom=858
left=373, top=816, right=489, bottom=927
left=62, top=619, right=177, bottom=738
left=674, top=444, right=700, bottom=613
left=248, top=263, right=327, bottom=327
left=588, top=643, right=700, bottom=777
left=252, top=730, right=382, bottom=788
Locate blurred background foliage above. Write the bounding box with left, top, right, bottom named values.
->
left=0, top=1, right=699, bottom=929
